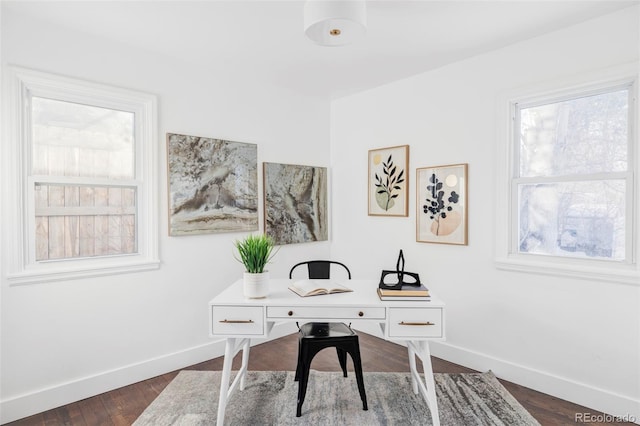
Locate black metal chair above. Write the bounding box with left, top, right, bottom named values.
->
left=289, top=261, right=368, bottom=417
left=288, top=260, right=352, bottom=280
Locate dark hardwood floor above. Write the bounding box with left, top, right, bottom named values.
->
left=7, top=332, right=632, bottom=426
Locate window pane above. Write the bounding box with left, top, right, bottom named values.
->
left=34, top=183, right=137, bottom=261
left=31, top=97, right=134, bottom=179
left=519, top=89, right=628, bottom=177
left=518, top=180, right=625, bottom=260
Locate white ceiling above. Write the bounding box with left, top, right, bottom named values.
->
left=4, top=0, right=637, bottom=98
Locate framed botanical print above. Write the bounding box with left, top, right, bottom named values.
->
left=368, top=145, right=409, bottom=216
left=417, top=163, right=468, bottom=245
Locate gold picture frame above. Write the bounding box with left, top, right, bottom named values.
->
left=416, top=163, right=468, bottom=245
left=368, top=145, right=409, bottom=216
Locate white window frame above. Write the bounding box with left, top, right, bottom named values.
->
left=495, top=63, right=639, bottom=285
left=3, top=67, right=159, bottom=284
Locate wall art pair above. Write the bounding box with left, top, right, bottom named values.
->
left=166, top=133, right=327, bottom=246
left=368, top=145, right=468, bottom=245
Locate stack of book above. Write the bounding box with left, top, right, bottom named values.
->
left=377, top=284, right=430, bottom=301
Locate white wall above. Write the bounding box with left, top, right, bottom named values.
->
left=331, top=6, right=640, bottom=420
left=0, top=8, right=330, bottom=423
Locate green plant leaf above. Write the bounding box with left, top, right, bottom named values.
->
left=234, top=234, right=277, bottom=274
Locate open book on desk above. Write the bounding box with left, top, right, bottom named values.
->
left=288, top=279, right=353, bottom=297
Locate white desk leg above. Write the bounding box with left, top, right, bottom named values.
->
left=217, top=338, right=236, bottom=426
left=420, top=341, right=440, bottom=426
left=407, top=340, right=440, bottom=426
left=407, top=343, right=419, bottom=394
left=239, top=338, right=251, bottom=390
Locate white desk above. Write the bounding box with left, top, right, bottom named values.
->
left=208, top=279, right=445, bottom=425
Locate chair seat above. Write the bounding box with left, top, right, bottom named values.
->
left=299, top=322, right=356, bottom=339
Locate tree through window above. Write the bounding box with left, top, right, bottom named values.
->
left=514, top=85, right=632, bottom=262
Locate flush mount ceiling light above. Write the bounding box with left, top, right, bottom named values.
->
left=304, top=0, right=367, bottom=47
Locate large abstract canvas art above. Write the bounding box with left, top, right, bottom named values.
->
left=167, top=133, right=258, bottom=235
left=263, top=162, right=328, bottom=245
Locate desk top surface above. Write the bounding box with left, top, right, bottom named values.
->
left=209, top=278, right=444, bottom=308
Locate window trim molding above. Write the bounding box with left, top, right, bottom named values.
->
left=2, top=67, right=159, bottom=285
left=494, top=62, right=639, bottom=286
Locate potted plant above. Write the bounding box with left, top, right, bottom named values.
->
left=234, top=233, right=277, bottom=298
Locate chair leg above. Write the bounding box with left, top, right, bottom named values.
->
left=297, top=345, right=321, bottom=417
left=296, top=359, right=310, bottom=417
left=336, top=347, right=348, bottom=377
left=295, top=338, right=302, bottom=381
left=349, top=343, right=368, bottom=411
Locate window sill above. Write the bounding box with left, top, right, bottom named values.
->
left=494, top=256, right=639, bottom=286
left=7, top=257, right=161, bottom=286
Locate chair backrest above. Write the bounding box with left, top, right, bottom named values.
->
left=289, top=260, right=351, bottom=280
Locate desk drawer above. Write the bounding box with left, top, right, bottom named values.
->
left=267, top=306, right=385, bottom=320
left=388, top=308, right=443, bottom=338
left=211, top=306, right=264, bottom=336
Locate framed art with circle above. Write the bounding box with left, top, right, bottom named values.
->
left=416, top=163, right=468, bottom=245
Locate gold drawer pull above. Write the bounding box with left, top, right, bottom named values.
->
left=399, top=321, right=435, bottom=326
left=220, top=319, right=255, bottom=324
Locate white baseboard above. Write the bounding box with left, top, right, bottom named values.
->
left=0, top=324, right=297, bottom=425
left=429, top=341, right=640, bottom=424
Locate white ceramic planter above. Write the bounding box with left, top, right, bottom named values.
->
left=243, top=271, right=269, bottom=298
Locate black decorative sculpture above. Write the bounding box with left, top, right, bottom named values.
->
left=378, top=249, right=421, bottom=290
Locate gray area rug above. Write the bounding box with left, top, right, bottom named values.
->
left=134, top=370, right=540, bottom=425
